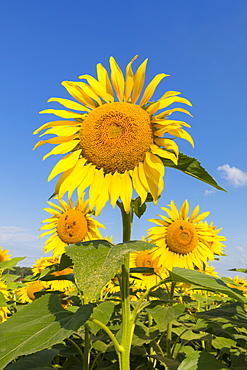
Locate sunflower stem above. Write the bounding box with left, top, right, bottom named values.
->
left=117, top=201, right=134, bottom=370
left=166, top=282, right=176, bottom=358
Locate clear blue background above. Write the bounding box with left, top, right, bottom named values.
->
left=1, top=0, right=247, bottom=276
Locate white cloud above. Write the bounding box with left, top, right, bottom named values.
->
left=204, top=189, right=216, bottom=196
left=217, top=164, right=247, bottom=187
left=0, top=226, right=38, bottom=245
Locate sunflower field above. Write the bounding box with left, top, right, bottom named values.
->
left=1, top=56, right=247, bottom=370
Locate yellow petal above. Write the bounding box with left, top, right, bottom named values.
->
left=89, top=168, right=104, bottom=209
left=132, top=59, right=148, bottom=104
left=150, top=144, right=178, bottom=165
left=47, top=97, right=85, bottom=111
left=54, top=168, right=74, bottom=195
left=193, top=211, right=210, bottom=223
left=154, top=138, right=179, bottom=157
left=180, top=200, right=189, bottom=219
left=67, top=159, right=89, bottom=198
left=155, top=107, right=193, bottom=118
left=109, top=56, right=125, bottom=102
left=43, top=140, right=80, bottom=160
left=39, top=109, right=85, bottom=119
left=145, top=101, right=160, bottom=116
left=78, top=74, right=113, bottom=103
left=109, top=172, right=122, bottom=207
left=95, top=174, right=111, bottom=216
left=33, top=120, right=80, bottom=135
left=132, top=166, right=147, bottom=204
left=139, top=73, right=168, bottom=106
left=159, top=91, right=181, bottom=99
left=33, top=135, right=76, bottom=150
left=158, top=96, right=192, bottom=110
left=96, top=63, right=114, bottom=97
left=124, top=55, right=138, bottom=102
left=168, top=128, right=194, bottom=148
left=48, top=150, right=82, bottom=181
left=62, top=81, right=95, bottom=110
left=39, top=126, right=79, bottom=138
left=145, top=152, right=165, bottom=177
left=72, top=81, right=102, bottom=106
left=189, top=205, right=200, bottom=221
left=78, top=165, right=96, bottom=194
left=119, top=171, right=132, bottom=213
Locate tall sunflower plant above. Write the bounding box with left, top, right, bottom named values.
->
left=1, top=55, right=246, bottom=370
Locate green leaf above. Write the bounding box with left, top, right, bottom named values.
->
left=0, top=257, right=26, bottom=271
left=177, top=351, right=229, bottom=370
left=132, top=197, right=147, bottom=218
left=166, top=267, right=247, bottom=304
left=162, top=153, right=226, bottom=191
left=5, top=349, right=58, bottom=370
left=146, top=303, right=185, bottom=330
left=66, top=239, right=152, bottom=301
left=212, top=336, right=237, bottom=350
left=0, top=291, right=7, bottom=307
left=59, top=252, right=73, bottom=270
left=88, top=301, right=115, bottom=335
left=229, top=268, right=247, bottom=274
left=196, top=302, right=247, bottom=329
left=148, top=355, right=180, bottom=370
left=0, top=293, right=93, bottom=369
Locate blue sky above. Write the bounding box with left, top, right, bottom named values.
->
left=1, top=1, right=247, bottom=277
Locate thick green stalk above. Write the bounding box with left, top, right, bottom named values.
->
left=117, top=201, right=133, bottom=370
left=166, top=282, right=176, bottom=358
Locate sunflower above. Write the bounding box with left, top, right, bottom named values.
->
left=32, top=256, right=74, bottom=292
left=0, top=247, right=11, bottom=263
left=147, top=200, right=226, bottom=271
left=39, top=192, right=105, bottom=256
left=34, top=55, right=193, bottom=215
left=16, top=281, right=46, bottom=303
left=130, top=248, right=167, bottom=291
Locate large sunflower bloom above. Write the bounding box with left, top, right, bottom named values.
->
left=34, top=56, right=193, bottom=215
left=40, top=192, right=105, bottom=257
left=147, top=200, right=226, bottom=271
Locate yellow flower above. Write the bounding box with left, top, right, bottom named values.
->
left=130, top=249, right=168, bottom=291
left=40, top=192, right=105, bottom=256
left=147, top=200, right=226, bottom=271
left=32, top=256, right=74, bottom=292
left=0, top=247, right=11, bottom=263
left=227, top=276, right=247, bottom=298
left=34, top=55, right=193, bottom=215
left=16, top=281, right=46, bottom=303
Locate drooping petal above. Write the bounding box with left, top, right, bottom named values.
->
left=43, top=140, right=80, bottom=160
left=119, top=171, right=132, bottom=213
left=48, top=150, right=82, bottom=181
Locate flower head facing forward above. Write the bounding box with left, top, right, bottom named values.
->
left=148, top=200, right=226, bottom=271
left=34, top=56, right=193, bottom=214
left=40, top=192, right=105, bottom=256
left=130, top=248, right=168, bottom=291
